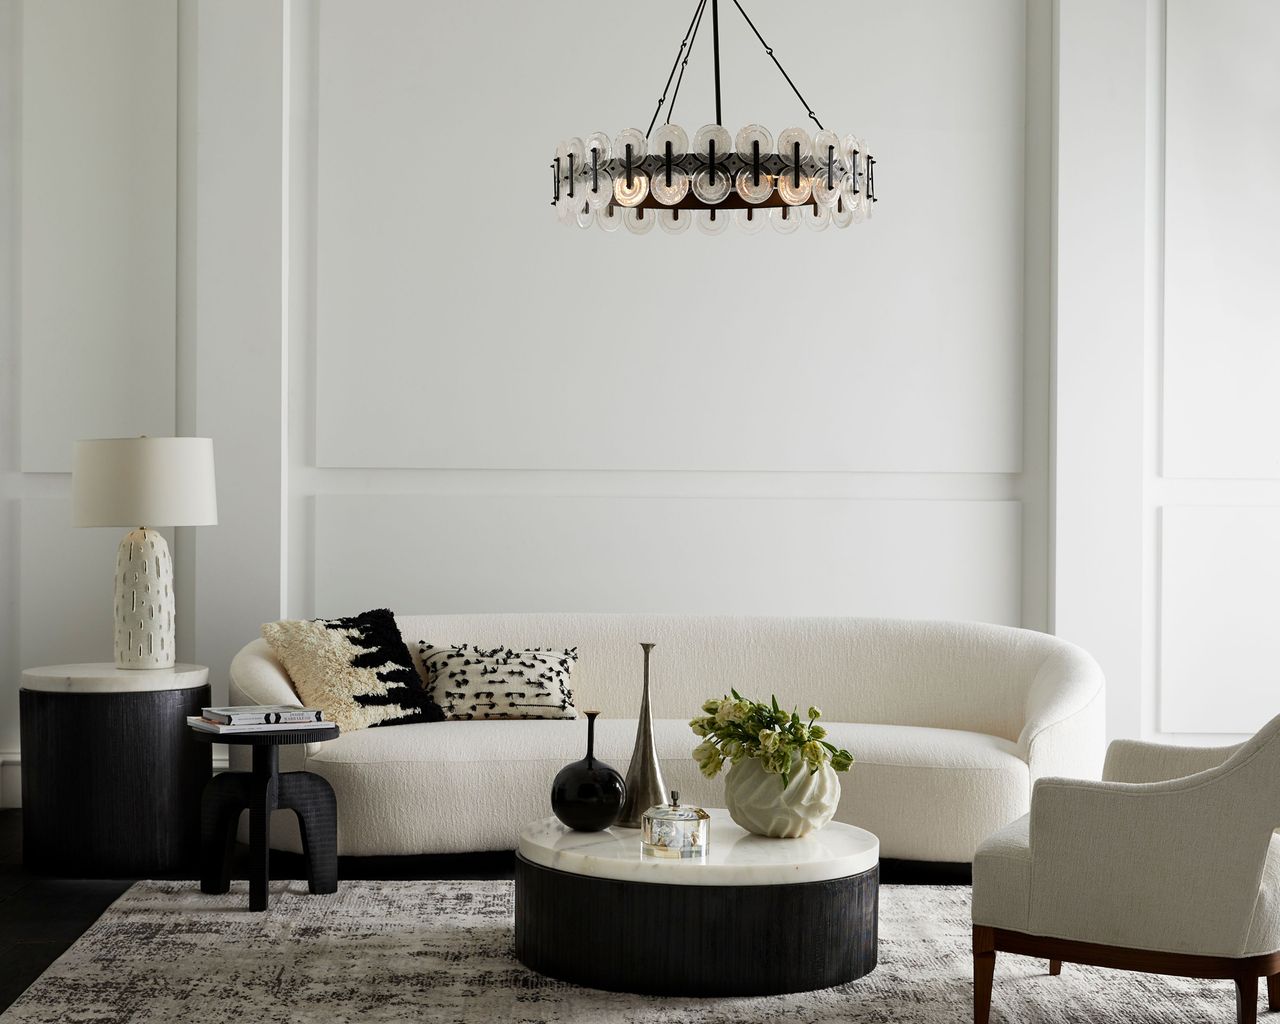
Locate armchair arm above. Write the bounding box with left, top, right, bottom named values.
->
left=1103, top=738, right=1243, bottom=784
left=1017, top=644, right=1106, bottom=782
left=1027, top=719, right=1280, bottom=957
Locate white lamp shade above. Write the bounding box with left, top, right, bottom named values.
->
left=72, top=437, right=218, bottom=528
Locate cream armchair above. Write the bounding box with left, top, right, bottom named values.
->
left=971, top=716, right=1280, bottom=1024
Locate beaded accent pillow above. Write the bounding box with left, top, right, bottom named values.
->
left=261, top=609, right=445, bottom=732
left=416, top=643, right=578, bottom=721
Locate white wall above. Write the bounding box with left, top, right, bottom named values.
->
left=1155, top=0, right=1280, bottom=738
left=288, top=0, right=1049, bottom=634
left=0, top=0, right=179, bottom=804
left=0, top=0, right=19, bottom=807
left=188, top=0, right=290, bottom=700
left=10, top=0, right=1275, bottom=805
left=1054, top=0, right=1280, bottom=745
left=0, top=0, right=1051, bottom=806
left=1051, top=0, right=1149, bottom=745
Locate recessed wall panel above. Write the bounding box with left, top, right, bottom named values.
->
left=1160, top=506, right=1280, bottom=734
left=19, top=0, right=177, bottom=471
left=314, top=0, right=1026, bottom=472
left=314, top=494, right=1021, bottom=624
left=1163, top=1, right=1280, bottom=479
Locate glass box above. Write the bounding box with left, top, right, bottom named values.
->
left=641, top=791, right=710, bottom=861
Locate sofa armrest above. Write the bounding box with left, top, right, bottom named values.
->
left=228, top=639, right=322, bottom=760
left=1103, top=738, right=1243, bottom=784
left=1017, top=644, right=1106, bottom=782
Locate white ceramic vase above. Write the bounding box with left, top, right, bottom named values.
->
left=723, top=754, right=841, bottom=838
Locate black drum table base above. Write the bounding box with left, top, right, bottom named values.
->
left=20, top=685, right=212, bottom=877
left=514, top=855, right=878, bottom=996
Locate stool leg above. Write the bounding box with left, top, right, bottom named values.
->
left=280, top=772, right=338, bottom=895
left=200, top=773, right=248, bottom=895
left=248, top=773, right=278, bottom=912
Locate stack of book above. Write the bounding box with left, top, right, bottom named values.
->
left=187, top=705, right=329, bottom=734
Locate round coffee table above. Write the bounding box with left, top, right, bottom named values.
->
left=514, top=809, right=879, bottom=996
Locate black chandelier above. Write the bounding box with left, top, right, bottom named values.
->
left=551, top=0, right=876, bottom=235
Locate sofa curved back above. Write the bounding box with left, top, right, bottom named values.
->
left=374, top=614, right=1091, bottom=745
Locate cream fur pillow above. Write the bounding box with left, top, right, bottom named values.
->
left=261, top=608, right=444, bottom=732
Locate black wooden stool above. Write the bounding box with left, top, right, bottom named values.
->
left=191, top=726, right=340, bottom=911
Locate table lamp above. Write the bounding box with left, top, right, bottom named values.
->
left=71, top=437, right=218, bottom=669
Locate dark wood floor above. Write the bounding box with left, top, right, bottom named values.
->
left=0, top=807, right=969, bottom=1012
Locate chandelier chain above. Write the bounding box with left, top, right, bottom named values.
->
left=645, top=0, right=708, bottom=138
left=730, top=0, right=824, bottom=131
left=670, top=0, right=711, bottom=126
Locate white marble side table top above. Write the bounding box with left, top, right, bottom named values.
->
left=21, top=663, right=209, bottom=694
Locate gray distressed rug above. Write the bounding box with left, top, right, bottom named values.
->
left=0, top=881, right=1240, bottom=1022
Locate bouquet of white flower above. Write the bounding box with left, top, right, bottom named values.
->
left=689, top=690, right=854, bottom=788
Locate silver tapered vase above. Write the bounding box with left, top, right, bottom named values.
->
left=616, top=642, right=667, bottom=828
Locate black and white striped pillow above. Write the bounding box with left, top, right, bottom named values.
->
left=416, top=643, right=578, bottom=721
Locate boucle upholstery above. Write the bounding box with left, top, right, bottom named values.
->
left=973, top=715, right=1280, bottom=957
left=229, top=614, right=1105, bottom=861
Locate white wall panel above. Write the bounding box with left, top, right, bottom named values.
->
left=1160, top=506, right=1280, bottom=734
left=1052, top=0, right=1149, bottom=740
left=19, top=0, right=176, bottom=471
left=1163, top=0, right=1280, bottom=480
left=313, top=0, right=1026, bottom=472
left=314, top=494, right=1021, bottom=624
left=0, top=0, right=18, bottom=763
left=191, top=0, right=289, bottom=703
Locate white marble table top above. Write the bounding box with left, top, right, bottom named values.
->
left=518, top=810, right=879, bottom=887
left=21, top=663, right=209, bottom=694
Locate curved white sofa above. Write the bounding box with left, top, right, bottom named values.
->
left=229, top=614, right=1104, bottom=862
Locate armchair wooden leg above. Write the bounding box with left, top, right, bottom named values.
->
left=1049, top=959, right=1062, bottom=976
left=1268, top=974, right=1280, bottom=1012
left=974, top=925, right=996, bottom=1024
left=1238, top=974, right=1259, bottom=1024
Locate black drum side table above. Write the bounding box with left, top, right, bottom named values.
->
left=192, top=726, right=340, bottom=912
left=20, top=664, right=212, bottom=877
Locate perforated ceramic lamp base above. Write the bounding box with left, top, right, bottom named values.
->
left=113, top=527, right=176, bottom=669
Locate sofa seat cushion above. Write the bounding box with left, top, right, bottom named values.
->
left=278, top=718, right=1028, bottom=860
left=821, top=723, right=1030, bottom=862
left=297, top=717, right=716, bottom=857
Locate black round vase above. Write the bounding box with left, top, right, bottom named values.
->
left=551, top=711, right=626, bottom=831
